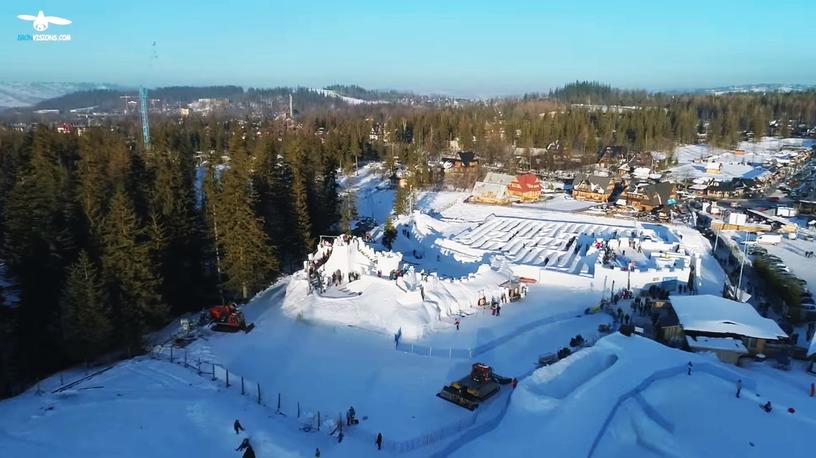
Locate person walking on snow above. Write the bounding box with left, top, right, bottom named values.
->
left=687, top=361, right=693, bottom=375
left=376, top=432, right=383, bottom=450
left=736, top=379, right=742, bottom=398
left=315, top=448, right=321, bottom=457
left=236, top=439, right=255, bottom=458
left=455, top=318, right=460, bottom=331
left=234, top=419, right=245, bottom=435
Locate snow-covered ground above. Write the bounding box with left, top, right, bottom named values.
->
left=0, top=358, right=310, bottom=458
left=764, top=237, right=816, bottom=295
left=455, top=333, right=816, bottom=458
left=340, top=163, right=396, bottom=223
left=666, top=138, right=814, bottom=183
left=2, top=166, right=812, bottom=458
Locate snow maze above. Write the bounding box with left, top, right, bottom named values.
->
left=453, top=216, right=640, bottom=273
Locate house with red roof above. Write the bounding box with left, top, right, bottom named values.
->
left=507, top=174, right=542, bottom=202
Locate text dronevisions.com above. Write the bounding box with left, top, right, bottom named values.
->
left=17, top=33, right=72, bottom=41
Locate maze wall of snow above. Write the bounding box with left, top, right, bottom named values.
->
left=452, top=215, right=693, bottom=291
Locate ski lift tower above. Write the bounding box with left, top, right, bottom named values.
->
left=140, top=42, right=158, bottom=151
left=139, top=87, right=151, bottom=150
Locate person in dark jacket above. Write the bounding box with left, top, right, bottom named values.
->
left=234, top=419, right=245, bottom=435
left=236, top=439, right=255, bottom=458
left=762, top=401, right=772, bottom=413
left=376, top=432, right=383, bottom=450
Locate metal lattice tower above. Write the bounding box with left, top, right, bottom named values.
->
left=139, top=87, right=151, bottom=150
left=140, top=42, right=158, bottom=151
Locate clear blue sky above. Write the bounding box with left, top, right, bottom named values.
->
left=2, top=0, right=815, bottom=96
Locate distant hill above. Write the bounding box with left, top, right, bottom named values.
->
left=4, top=83, right=463, bottom=118
left=13, top=85, right=367, bottom=116
left=545, top=81, right=659, bottom=106
left=31, top=86, right=245, bottom=112
left=324, top=84, right=412, bottom=102
left=0, top=82, right=118, bottom=109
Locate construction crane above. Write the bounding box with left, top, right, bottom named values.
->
left=139, top=41, right=158, bottom=151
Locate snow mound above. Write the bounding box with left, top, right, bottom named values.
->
left=284, top=238, right=516, bottom=339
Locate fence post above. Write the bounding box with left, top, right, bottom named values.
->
left=241, top=376, right=245, bottom=395
left=170, top=346, right=174, bottom=363
left=297, top=402, right=300, bottom=418
left=277, top=393, right=281, bottom=413
left=257, top=383, right=261, bottom=404
left=226, top=369, right=230, bottom=388
left=211, top=364, right=216, bottom=381
left=60, top=372, right=64, bottom=387
left=197, top=359, right=201, bottom=375
left=184, top=350, right=187, bottom=366
left=317, top=411, right=321, bottom=431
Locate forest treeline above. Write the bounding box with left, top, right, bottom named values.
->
left=0, top=118, right=357, bottom=396
left=1, top=83, right=816, bottom=396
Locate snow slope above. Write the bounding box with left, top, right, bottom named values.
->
left=181, top=280, right=611, bottom=454
left=453, top=333, right=816, bottom=458
left=0, top=359, right=312, bottom=458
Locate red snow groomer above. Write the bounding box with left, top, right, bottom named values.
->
left=208, top=303, right=254, bottom=333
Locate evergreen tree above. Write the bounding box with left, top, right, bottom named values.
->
left=60, top=251, right=112, bottom=363
left=382, top=216, right=397, bottom=250
left=339, top=190, right=358, bottom=234
left=210, top=136, right=279, bottom=300
left=146, top=142, right=213, bottom=313
left=393, top=182, right=411, bottom=216
left=291, top=165, right=315, bottom=256
left=100, top=190, right=166, bottom=353
left=3, top=128, right=75, bottom=376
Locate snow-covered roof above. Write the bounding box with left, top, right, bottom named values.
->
left=472, top=181, right=508, bottom=199
left=671, top=295, right=787, bottom=340
left=482, top=172, right=515, bottom=186
left=686, top=335, right=748, bottom=353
